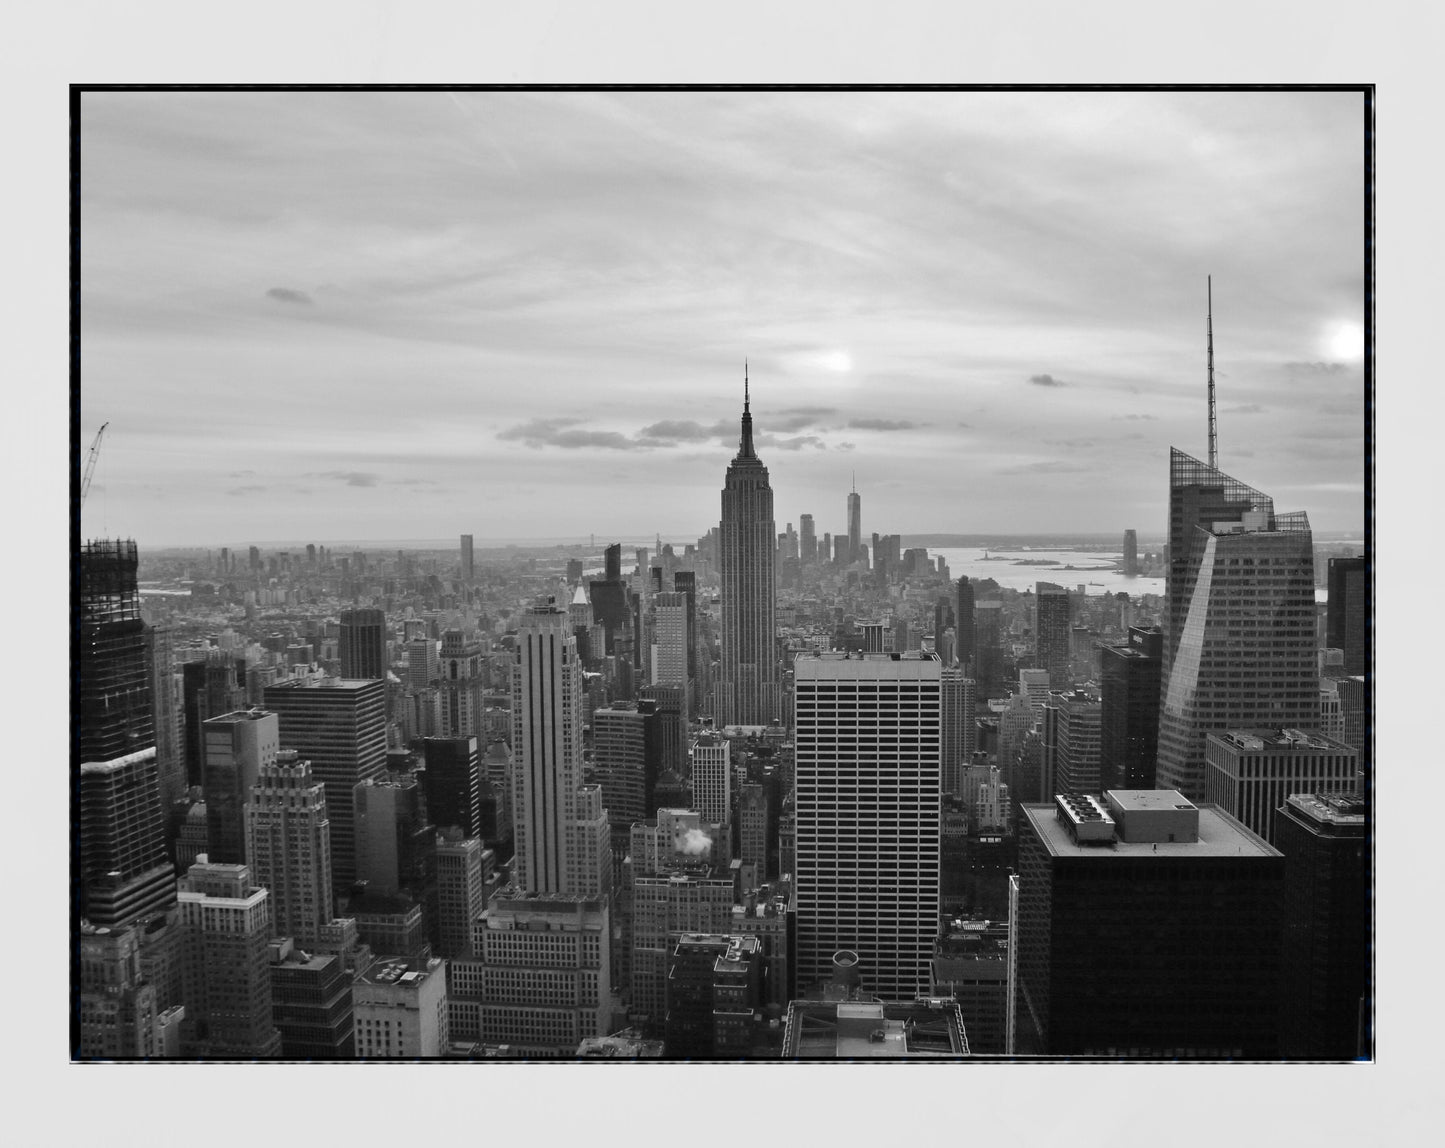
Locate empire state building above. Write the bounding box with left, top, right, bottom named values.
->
left=718, top=367, right=780, bottom=727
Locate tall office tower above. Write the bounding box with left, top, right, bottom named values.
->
left=79, top=748, right=176, bottom=928
left=449, top=892, right=610, bottom=1051
left=571, top=785, right=613, bottom=902
left=1018, top=667, right=1052, bottom=724
left=176, top=859, right=282, bottom=1058
left=847, top=482, right=861, bottom=564
left=79, top=540, right=154, bottom=763
left=353, top=956, right=449, bottom=1057
left=973, top=601, right=1004, bottom=698
left=691, top=731, right=732, bottom=824
left=940, top=669, right=978, bottom=799
left=565, top=557, right=585, bottom=585
left=1041, top=690, right=1102, bottom=798
left=434, top=831, right=489, bottom=959
left=665, top=934, right=765, bottom=1059
left=955, top=577, right=975, bottom=668
left=639, top=684, right=688, bottom=776
left=1014, top=792, right=1284, bottom=1057
left=799, top=514, right=817, bottom=564
left=511, top=604, right=604, bottom=896
left=672, top=571, right=698, bottom=683
left=793, top=652, right=941, bottom=1001
left=269, top=940, right=355, bottom=1058
left=1204, top=729, right=1359, bottom=846
left=245, top=750, right=333, bottom=946
left=182, top=653, right=246, bottom=785
left=77, top=921, right=162, bottom=1058
left=420, top=736, right=481, bottom=837
left=718, top=372, right=780, bottom=727
left=1034, top=582, right=1072, bottom=691
left=651, top=590, right=690, bottom=697
left=738, top=782, right=769, bottom=886
left=1098, top=625, right=1163, bottom=792
left=593, top=703, right=658, bottom=866
left=858, top=621, right=888, bottom=653
left=202, top=709, right=278, bottom=865
left=1122, top=529, right=1139, bottom=577
left=339, top=609, right=388, bottom=680
left=1157, top=451, right=1319, bottom=800
left=405, top=637, right=438, bottom=692
left=821, top=532, right=832, bottom=567
left=1327, top=556, right=1367, bottom=676
left=355, top=774, right=435, bottom=898
left=437, top=629, right=484, bottom=738
left=145, top=625, right=186, bottom=809
left=263, top=678, right=387, bottom=890
left=248, top=545, right=262, bottom=571
left=460, top=534, right=475, bottom=582
left=1277, top=792, right=1368, bottom=1059
left=834, top=536, right=849, bottom=566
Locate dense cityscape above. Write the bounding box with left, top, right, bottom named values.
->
left=75, top=371, right=1369, bottom=1060
left=73, top=89, right=1369, bottom=1066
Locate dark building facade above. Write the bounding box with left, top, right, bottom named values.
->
left=1098, top=625, right=1163, bottom=792
left=269, top=942, right=355, bottom=1058
left=1015, top=792, right=1284, bottom=1058
left=339, top=608, right=388, bottom=680
left=79, top=749, right=177, bottom=928
left=420, top=736, right=482, bottom=837
left=1326, top=556, right=1367, bottom=677
left=1276, top=792, right=1368, bottom=1060
left=1034, top=582, right=1072, bottom=691
left=955, top=576, right=976, bottom=669
left=78, top=540, right=154, bottom=764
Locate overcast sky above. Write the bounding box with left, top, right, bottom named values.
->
left=79, top=89, right=1366, bottom=547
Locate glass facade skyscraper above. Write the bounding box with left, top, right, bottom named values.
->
left=1157, top=449, right=1319, bottom=800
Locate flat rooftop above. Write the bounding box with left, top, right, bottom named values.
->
left=1286, top=792, right=1366, bottom=826
left=1023, top=803, right=1279, bottom=860
left=1209, top=729, right=1356, bottom=754
left=794, top=652, right=941, bottom=680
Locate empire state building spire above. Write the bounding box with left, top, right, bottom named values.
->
left=738, top=360, right=756, bottom=459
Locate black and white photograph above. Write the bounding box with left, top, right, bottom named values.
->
left=71, top=84, right=1372, bottom=1070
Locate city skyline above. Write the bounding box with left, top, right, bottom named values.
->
left=79, top=89, right=1365, bottom=546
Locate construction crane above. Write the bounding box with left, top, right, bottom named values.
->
left=81, top=422, right=108, bottom=506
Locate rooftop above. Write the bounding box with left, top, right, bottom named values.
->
left=1286, top=791, right=1366, bottom=826
left=1023, top=802, right=1279, bottom=860
left=1209, top=729, right=1357, bottom=754
left=783, top=1000, right=968, bottom=1058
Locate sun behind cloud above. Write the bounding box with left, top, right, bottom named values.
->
left=1324, top=319, right=1365, bottom=362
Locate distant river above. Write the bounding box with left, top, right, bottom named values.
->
left=928, top=547, right=1166, bottom=599
left=929, top=547, right=1329, bottom=603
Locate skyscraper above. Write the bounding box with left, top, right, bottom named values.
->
left=245, top=749, right=334, bottom=946
left=263, top=678, right=387, bottom=889
left=1014, top=792, right=1283, bottom=1058
left=955, top=577, right=975, bottom=669
left=437, top=629, right=484, bottom=738
left=1034, top=582, right=1071, bottom=691
left=650, top=590, right=689, bottom=690
left=793, top=651, right=942, bottom=1001
left=718, top=369, right=780, bottom=727
left=1276, top=792, right=1368, bottom=1060
left=1157, top=450, right=1320, bottom=800
left=1098, top=625, right=1163, bottom=791
left=846, top=480, right=861, bottom=565
left=339, top=608, right=388, bottom=680
left=691, top=731, right=731, bottom=825
left=799, top=514, right=817, bottom=565
left=78, top=540, right=154, bottom=764
left=510, top=604, right=608, bottom=897
left=1041, top=689, right=1102, bottom=797
left=460, top=533, right=475, bottom=582
left=1122, top=528, right=1139, bottom=577
left=1203, top=729, right=1359, bottom=846
left=1326, top=556, right=1367, bottom=677
left=79, top=748, right=176, bottom=928
left=420, top=736, right=482, bottom=838
left=176, top=859, right=282, bottom=1058
left=940, top=668, right=977, bottom=799
left=202, top=708, right=279, bottom=864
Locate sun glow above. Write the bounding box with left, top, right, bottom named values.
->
left=1324, top=320, right=1365, bottom=362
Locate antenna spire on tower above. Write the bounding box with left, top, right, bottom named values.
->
left=744, top=360, right=750, bottom=411
left=1207, top=275, right=1218, bottom=469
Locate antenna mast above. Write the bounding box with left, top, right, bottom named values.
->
left=1207, top=276, right=1217, bottom=469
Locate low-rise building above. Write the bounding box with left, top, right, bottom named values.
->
left=353, top=956, right=448, bottom=1058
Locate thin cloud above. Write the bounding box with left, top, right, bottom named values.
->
left=1029, top=374, right=1067, bottom=387
left=265, top=287, right=313, bottom=305
left=1284, top=361, right=1349, bottom=375
left=757, top=434, right=826, bottom=451
left=308, top=470, right=381, bottom=487
left=226, top=484, right=267, bottom=496
left=848, top=418, right=916, bottom=431
left=1225, top=404, right=1265, bottom=415
left=498, top=418, right=640, bottom=451
left=1114, top=414, right=1157, bottom=421
left=637, top=418, right=735, bottom=443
